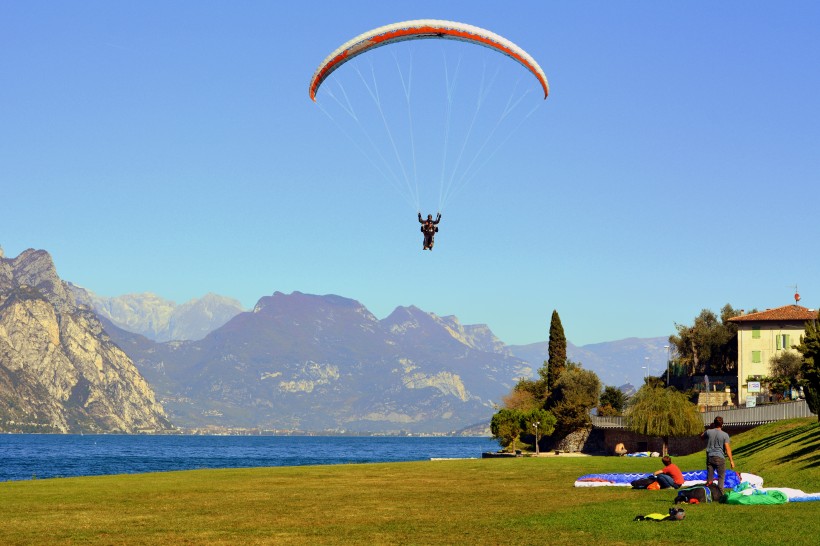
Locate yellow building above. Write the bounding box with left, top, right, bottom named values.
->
left=728, top=304, right=817, bottom=402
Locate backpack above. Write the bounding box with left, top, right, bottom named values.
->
left=630, top=476, right=656, bottom=489
left=674, top=483, right=723, bottom=504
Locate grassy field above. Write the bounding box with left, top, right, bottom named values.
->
left=1, top=418, right=818, bottom=545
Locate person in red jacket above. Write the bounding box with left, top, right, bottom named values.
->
left=653, top=455, right=685, bottom=489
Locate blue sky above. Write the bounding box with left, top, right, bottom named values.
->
left=2, top=1, right=819, bottom=350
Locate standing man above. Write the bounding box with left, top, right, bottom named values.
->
left=700, top=416, right=735, bottom=496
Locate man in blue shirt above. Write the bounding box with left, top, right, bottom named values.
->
left=701, top=416, right=735, bottom=496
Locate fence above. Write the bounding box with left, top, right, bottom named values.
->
left=591, top=399, right=816, bottom=429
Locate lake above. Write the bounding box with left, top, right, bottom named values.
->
left=0, top=435, right=498, bottom=482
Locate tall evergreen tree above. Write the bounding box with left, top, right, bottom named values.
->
left=547, top=310, right=567, bottom=394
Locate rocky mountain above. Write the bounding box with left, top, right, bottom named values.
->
left=0, top=249, right=171, bottom=433
left=105, top=292, right=533, bottom=434
left=433, top=314, right=512, bottom=356
left=70, top=286, right=244, bottom=342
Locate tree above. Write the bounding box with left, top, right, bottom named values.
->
left=625, top=386, right=703, bottom=456
left=522, top=408, right=557, bottom=453
left=765, top=352, right=803, bottom=396
left=547, top=310, right=567, bottom=396
left=505, top=309, right=566, bottom=412
left=668, top=304, right=740, bottom=376
left=552, top=363, right=600, bottom=408
left=550, top=363, right=601, bottom=436
left=598, top=386, right=627, bottom=416
left=796, top=310, right=820, bottom=420
left=490, top=409, right=524, bottom=452
left=490, top=408, right=556, bottom=452
left=643, top=376, right=666, bottom=389
left=501, top=382, right=542, bottom=412
left=597, top=404, right=620, bottom=417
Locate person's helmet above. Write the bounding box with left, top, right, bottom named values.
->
left=669, top=507, right=686, bottom=520
left=427, top=214, right=433, bottom=220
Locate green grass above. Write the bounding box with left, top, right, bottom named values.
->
left=2, top=418, right=818, bottom=545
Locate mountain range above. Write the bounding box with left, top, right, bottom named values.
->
left=87, top=290, right=666, bottom=390
left=1, top=247, right=669, bottom=434
left=96, top=289, right=668, bottom=433
left=69, top=286, right=244, bottom=342
left=78, top=288, right=668, bottom=390
left=101, top=292, right=532, bottom=433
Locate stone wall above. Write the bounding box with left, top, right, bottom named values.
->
left=599, top=424, right=760, bottom=456
left=601, top=429, right=702, bottom=456
left=552, top=427, right=605, bottom=453
left=696, top=391, right=735, bottom=409
left=544, top=420, right=762, bottom=456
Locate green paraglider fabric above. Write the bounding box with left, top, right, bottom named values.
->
left=724, top=488, right=788, bottom=505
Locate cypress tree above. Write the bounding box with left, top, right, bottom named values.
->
left=547, top=310, right=567, bottom=394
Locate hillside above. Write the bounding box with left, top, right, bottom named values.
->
left=621, top=418, right=820, bottom=491
left=730, top=418, right=820, bottom=491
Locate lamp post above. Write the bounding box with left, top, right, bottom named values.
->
left=664, top=345, right=670, bottom=386
left=532, top=421, right=540, bottom=456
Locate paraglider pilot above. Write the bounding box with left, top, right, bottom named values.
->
left=418, top=212, right=441, bottom=251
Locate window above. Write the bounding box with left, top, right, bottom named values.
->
left=752, top=328, right=761, bottom=339
left=776, top=334, right=791, bottom=350
left=752, top=351, right=762, bottom=363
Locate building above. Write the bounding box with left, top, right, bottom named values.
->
left=728, top=303, right=818, bottom=402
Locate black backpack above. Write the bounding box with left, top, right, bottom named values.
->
left=630, top=476, right=657, bottom=489
left=674, top=483, right=723, bottom=504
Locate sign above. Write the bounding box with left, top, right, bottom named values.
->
left=745, top=396, right=757, bottom=408
left=747, top=381, right=761, bottom=393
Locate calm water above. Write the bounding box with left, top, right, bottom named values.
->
left=0, top=435, right=498, bottom=481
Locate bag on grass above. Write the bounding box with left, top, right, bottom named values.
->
left=674, top=483, right=722, bottom=504
left=630, top=476, right=656, bottom=489
left=634, top=508, right=685, bottom=522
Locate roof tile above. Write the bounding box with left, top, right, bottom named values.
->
left=728, top=304, right=818, bottom=323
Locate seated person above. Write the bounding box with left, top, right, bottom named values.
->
left=653, top=455, right=685, bottom=489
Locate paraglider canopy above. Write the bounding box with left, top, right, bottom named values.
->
left=309, top=19, right=549, bottom=101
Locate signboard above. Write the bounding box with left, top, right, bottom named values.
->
left=745, top=396, right=757, bottom=408
left=747, top=381, right=761, bottom=393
